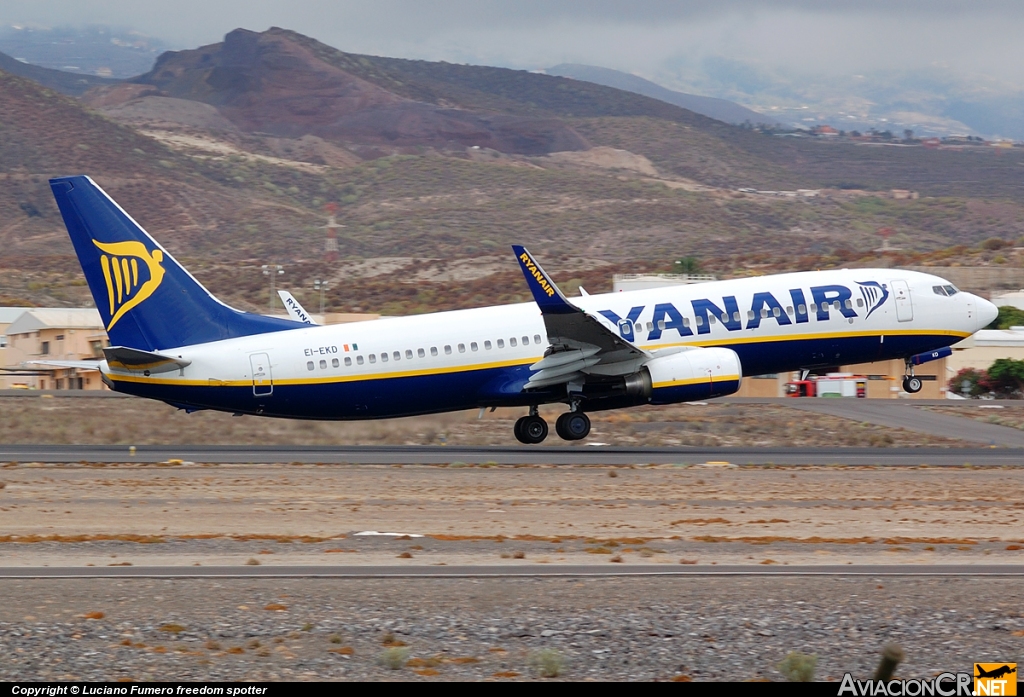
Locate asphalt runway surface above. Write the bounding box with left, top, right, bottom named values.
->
left=1, top=443, right=1022, bottom=465
left=3, top=564, right=1024, bottom=578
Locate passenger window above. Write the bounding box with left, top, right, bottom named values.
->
left=747, top=311, right=755, bottom=321
left=809, top=303, right=817, bottom=313
left=844, top=299, right=852, bottom=309
left=497, top=339, right=505, bottom=348
left=773, top=307, right=781, bottom=317
left=510, top=337, right=517, bottom=347
left=833, top=301, right=841, bottom=310
left=798, top=304, right=807, bottom=314
left=444, top=345, right=452, bottom=355
left=369, top=354, right=376, bottom=364
left=471, top=342, right=478, bottom=351
left=319, top=359, right=327, bottom=369
left=344, top=357, right=352, bottom=367
left=786, top=306, right=794, bottom=315
left=522, top=336, right=529, bottom=345
left=419, top=348, right=426, bottom=358
left=856, top=298, right=864, bottom=307
left=357, top=355, right=364, bottom=365
left=695, top=316, right=704, bottom=327
left=534, top=334, right=542, bottom=344
left=458, top=343, right=466, bottom=353
left=709, top=315, right=716, bottom=324
left=760, top=308, right=768, bottom=319
left=394, top=351, right=401, bottom=361
left=307, top=361, right=315, bottom=371
left=484, top=340, right=492, bottom=350
left=380, top=352, right=388, bottom=363
left=406, top=350, right=413, bottom=359
left=732, top=312, right=740, bottom=322
left=430, top=347, right=438, bottom=356
left=645, top=322, right=652, bottom=332
left=658, top=320, right=666, bottom=330
left=332, top=358, right=339, bottom=368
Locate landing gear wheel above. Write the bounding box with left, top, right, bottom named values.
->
left=903, top=376, right=923, bottom=394
left=555, top=412, right=591, bottom=441
left=515, top=415, right=548, bottom=444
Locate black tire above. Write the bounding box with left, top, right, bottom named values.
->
left=521, top=415, right=548, bottom=444
left=556, top=412, right=591, bottom=440
left=513, top=416, right=529, bottom=444
left=555, top=413, right=570, bottom=440
left=906, top=376, right=923, bottom=393
left=564, top=412, right=591, bottom=440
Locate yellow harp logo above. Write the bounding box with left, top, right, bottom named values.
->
left=92, top=240, right=166, bottom=330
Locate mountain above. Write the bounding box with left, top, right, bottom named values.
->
left=118, top=29, right=589, bottom=156
left=0, top=49, right=117, bottom=96
left=546, top=63, right=781, bottom=127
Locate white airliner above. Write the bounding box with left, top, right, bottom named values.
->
left=46, top=176, right=996, bottom=444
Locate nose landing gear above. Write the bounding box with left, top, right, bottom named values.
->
left=902, top=359, right=923, bottom=394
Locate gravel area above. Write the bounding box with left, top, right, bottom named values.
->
left=1, top=577, right=1021, bottom=681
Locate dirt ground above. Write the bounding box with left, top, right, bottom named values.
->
left=2, top=462, right=1022, bottom=568
left=0, top=396, right=967, bottom=448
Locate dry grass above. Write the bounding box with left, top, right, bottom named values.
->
left=263, top=603, right=287, bottom=611
left=82, top=611, right=105, bottom=620
left=0, top=397, right=969, bottom=449
left=158, top=623, right=185, bottom=633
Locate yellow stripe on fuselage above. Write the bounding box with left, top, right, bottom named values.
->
left=108, top=356, right=540, bottom=387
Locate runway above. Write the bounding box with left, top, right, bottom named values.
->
left=1, top=443, right=1021, bottom=465
left=2, top=564, right=1024, bottom=578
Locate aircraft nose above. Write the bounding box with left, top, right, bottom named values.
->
left=976, top=295, right=998, bottom=331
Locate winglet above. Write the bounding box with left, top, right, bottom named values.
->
left=512, top=245, right=578, bottom=315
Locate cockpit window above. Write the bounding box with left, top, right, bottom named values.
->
left=933, top=284, right=960, bottom=297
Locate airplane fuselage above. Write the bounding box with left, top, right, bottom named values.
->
left=102, top=268, right=986, bottom=419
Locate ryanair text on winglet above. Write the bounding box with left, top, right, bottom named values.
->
left=520, top=252, right=557, bottom=298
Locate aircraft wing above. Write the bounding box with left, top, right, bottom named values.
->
left=512, top=245, right=648, bottom=389
left=278, top=291, right=317, bottom=325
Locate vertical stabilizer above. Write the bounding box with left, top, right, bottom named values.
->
left=50, top=175, right=303, bottom=350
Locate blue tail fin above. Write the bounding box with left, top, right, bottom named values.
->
left=50, top=175, right=303, bottom=350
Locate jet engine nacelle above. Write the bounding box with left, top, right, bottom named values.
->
left=644, top=347, right=743, bottom=404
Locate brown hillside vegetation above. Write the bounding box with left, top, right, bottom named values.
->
left=3, top=28, right=1024, bottom=313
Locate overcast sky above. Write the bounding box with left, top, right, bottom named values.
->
left=5, top=1, right=1024, bottom=87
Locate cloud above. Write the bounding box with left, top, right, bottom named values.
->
left=3, top=0, right=1023, bottom=84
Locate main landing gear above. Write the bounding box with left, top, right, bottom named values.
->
left=902, top=359, right=923, bottom=394
left=514, top=406, right=591, bottom=444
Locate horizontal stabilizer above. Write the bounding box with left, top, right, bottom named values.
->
left=24, top=360, right=101, bottom=370
left=103, top=346, right=191, bottom=374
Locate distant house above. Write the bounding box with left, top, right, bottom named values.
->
left=2, top=308, right=108, bottom=390
left=890, top=190, right=920, bottom=200
left=812, top=125, right=839, bottom=136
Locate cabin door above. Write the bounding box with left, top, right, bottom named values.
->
left=891, top=280, right=913, bottom=322
left=250, top=352, right=273, bottom=396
